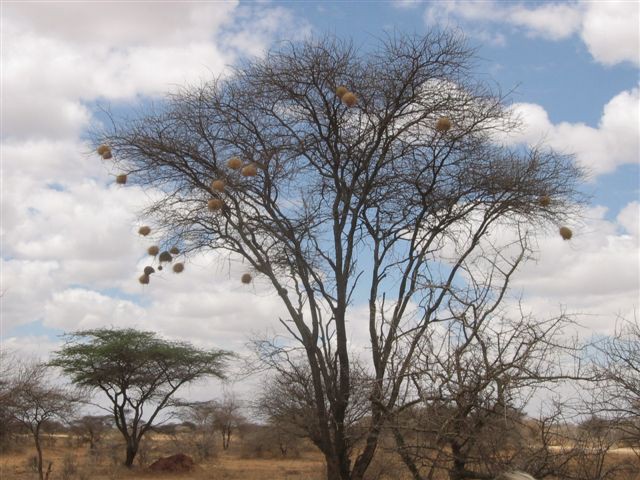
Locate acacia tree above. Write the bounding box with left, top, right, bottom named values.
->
left=50, top=328, right=231, bottom=467
left=97, top=33, right=582, bottom=480
left=5, top=362, right=81, bottom=480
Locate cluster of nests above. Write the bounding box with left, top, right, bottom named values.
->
left=206, top=160, right=258, bottom=284
left=137, top=226, right=185, bottom=285
left=97, top=145, right=128, bottom=185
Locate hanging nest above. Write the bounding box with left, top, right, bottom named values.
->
left=211, top=179, right=226, bottom=192
left=539, top=195, right=551, bottom=207
left=173, top=262, right=185, bottom=273
left=97, top=144, right=111, bottom=157
left=227, top=156, right=243, bottom=170
left=559, top=226, right=573, bottom=240
left=170, top=246, right=180, bottom=255
left=144, top=266, right=155, bottom=275
left=342, top=92, right=357, bottom=107
left=158, top=265, right=163, bottom=271
left=241, top=273, right=252, bottom=284
left=138, top=226, right=151, bottom=236
left=435, top=117, right=452, bottom=132
left=148, top=245, right=160, bottom=256
left=241, top=164, right=258, bottom=177
left=139, top=274, right=150, bottom=285
left=115, top=174, right=127, bottom=185
left=335, top=86, right=348, bottom=99
left=159, top=251, right=173, bottom=263
left=208, top=198, right=224, bottom=211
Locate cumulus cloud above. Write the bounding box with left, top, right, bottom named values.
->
left=501, top=86, right=639, bottom=176
left=424, top=1, right=639, bottom=66
left=512, top=203, right=639, bottom=334
left=0, top=2, right=307, bottom=340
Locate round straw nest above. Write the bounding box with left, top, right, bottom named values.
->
left=147, top=245, right=160, bottom=256
left=539, top=195, right=551, bottom=207
left=335, top=86, right=348, bottom=99
left=227, top=156, right=243, bottom=170
left=211, top=179, right=226, bottom=192
left=144, top=266, right=155, bottom=275
left=208, top=198, right=224, bottom=211
left=241, top=273, right=252, bottom=284
left=139, top=274, right=150, bottom=285
left=173, top=262, right=185, bottom=273
left=169, top=246, right=180, bottom=255
left=159, top=251, right=173, bottom=263
left=115, top=174, right=127, bottom=185
left=241, top=164, right=258, bottom=177
left=158, top=265, right=163, bottom=271
left=97, top=144, right=111, bottom=156
left=559, top=226, right=573, bottom=240
left=435, top=117, right=452, bottom=132
left=138, top=226, right=151, bottom=236
left=342, top=92, right=357, bottom=107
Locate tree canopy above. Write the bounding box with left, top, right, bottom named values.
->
left=96, top=32, right=584, bottom=480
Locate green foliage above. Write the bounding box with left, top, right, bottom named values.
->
left=50, top=328, right=232, bottom=467
left=51, top=328, right=229, bottom=394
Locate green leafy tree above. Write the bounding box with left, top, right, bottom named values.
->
left=50, top=328, right=231, bottom=467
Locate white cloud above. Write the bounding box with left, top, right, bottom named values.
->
left=424, top=1, right=639, bottom=66
left=512, top=204, right=639, bottom=334
left=581, top=2, right=640, bottom=67
left=508, top=3, right=583, bottom=40
left=502, top=86, right=639, bottom=176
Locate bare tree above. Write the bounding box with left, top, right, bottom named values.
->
left=70, top=415, right=112, bottom=450
left=590, top=316, right=640, bottom=458
left=213, top=391, right=245, bottom=450
left=5, top=362, right=81, bottom=480
left=386, top=239, right=584, bottom=480
left=97, top=33, right=583, bottom=480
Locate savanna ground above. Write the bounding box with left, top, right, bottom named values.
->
left=1, top=431, right=638, bottom=480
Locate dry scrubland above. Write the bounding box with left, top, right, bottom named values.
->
left=1, top=430, right=638, bottom=480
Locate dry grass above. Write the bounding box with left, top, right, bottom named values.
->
left=1, top=434, right=637, bottom=480
left=0, top=434, right=326, bottom=480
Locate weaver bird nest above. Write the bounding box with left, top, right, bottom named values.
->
left=241, top=164, right=258, bottom=177
left=139, top=274, right=150, bottom=285
left=97, top=145, right=112, bottom=159
left=335, top=86, right=348, bottom=99
left=559, top=226, right=573, bottom=240
left=159, top=251, right=173, bottom=263
left=241, top=273, right=252, bottom=284
left=115, top=174, right=127, bottom=185
left=211, top=179, right=226, bottom=192
left=342, top=92, right=357, bottom=107
left=170, top=246, right=180, bottom=255
left=435, top=117, right=452, bottom=132
left=138, top=226, right=151, bottom=236
left=148, top=245, right=160, bottom=256
left=143, top=266, right=155, bottom=275
left=208, top=198, right=224, bottom=211
left=173, top=263, right=185, bottom=273
left=539, top=195, right=551, bottom=207
left=227, top=156, right=243, bottom=170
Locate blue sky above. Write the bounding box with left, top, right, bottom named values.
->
left=1, top=1, right=638, bottom=399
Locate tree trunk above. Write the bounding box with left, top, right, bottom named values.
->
left=124, top=439, right=138, bottom=467
left=33, top=430, right=44, bottom=480
left=450, top=441, right=465, bottom=480
left=325, top=451, right=352, bottom=480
